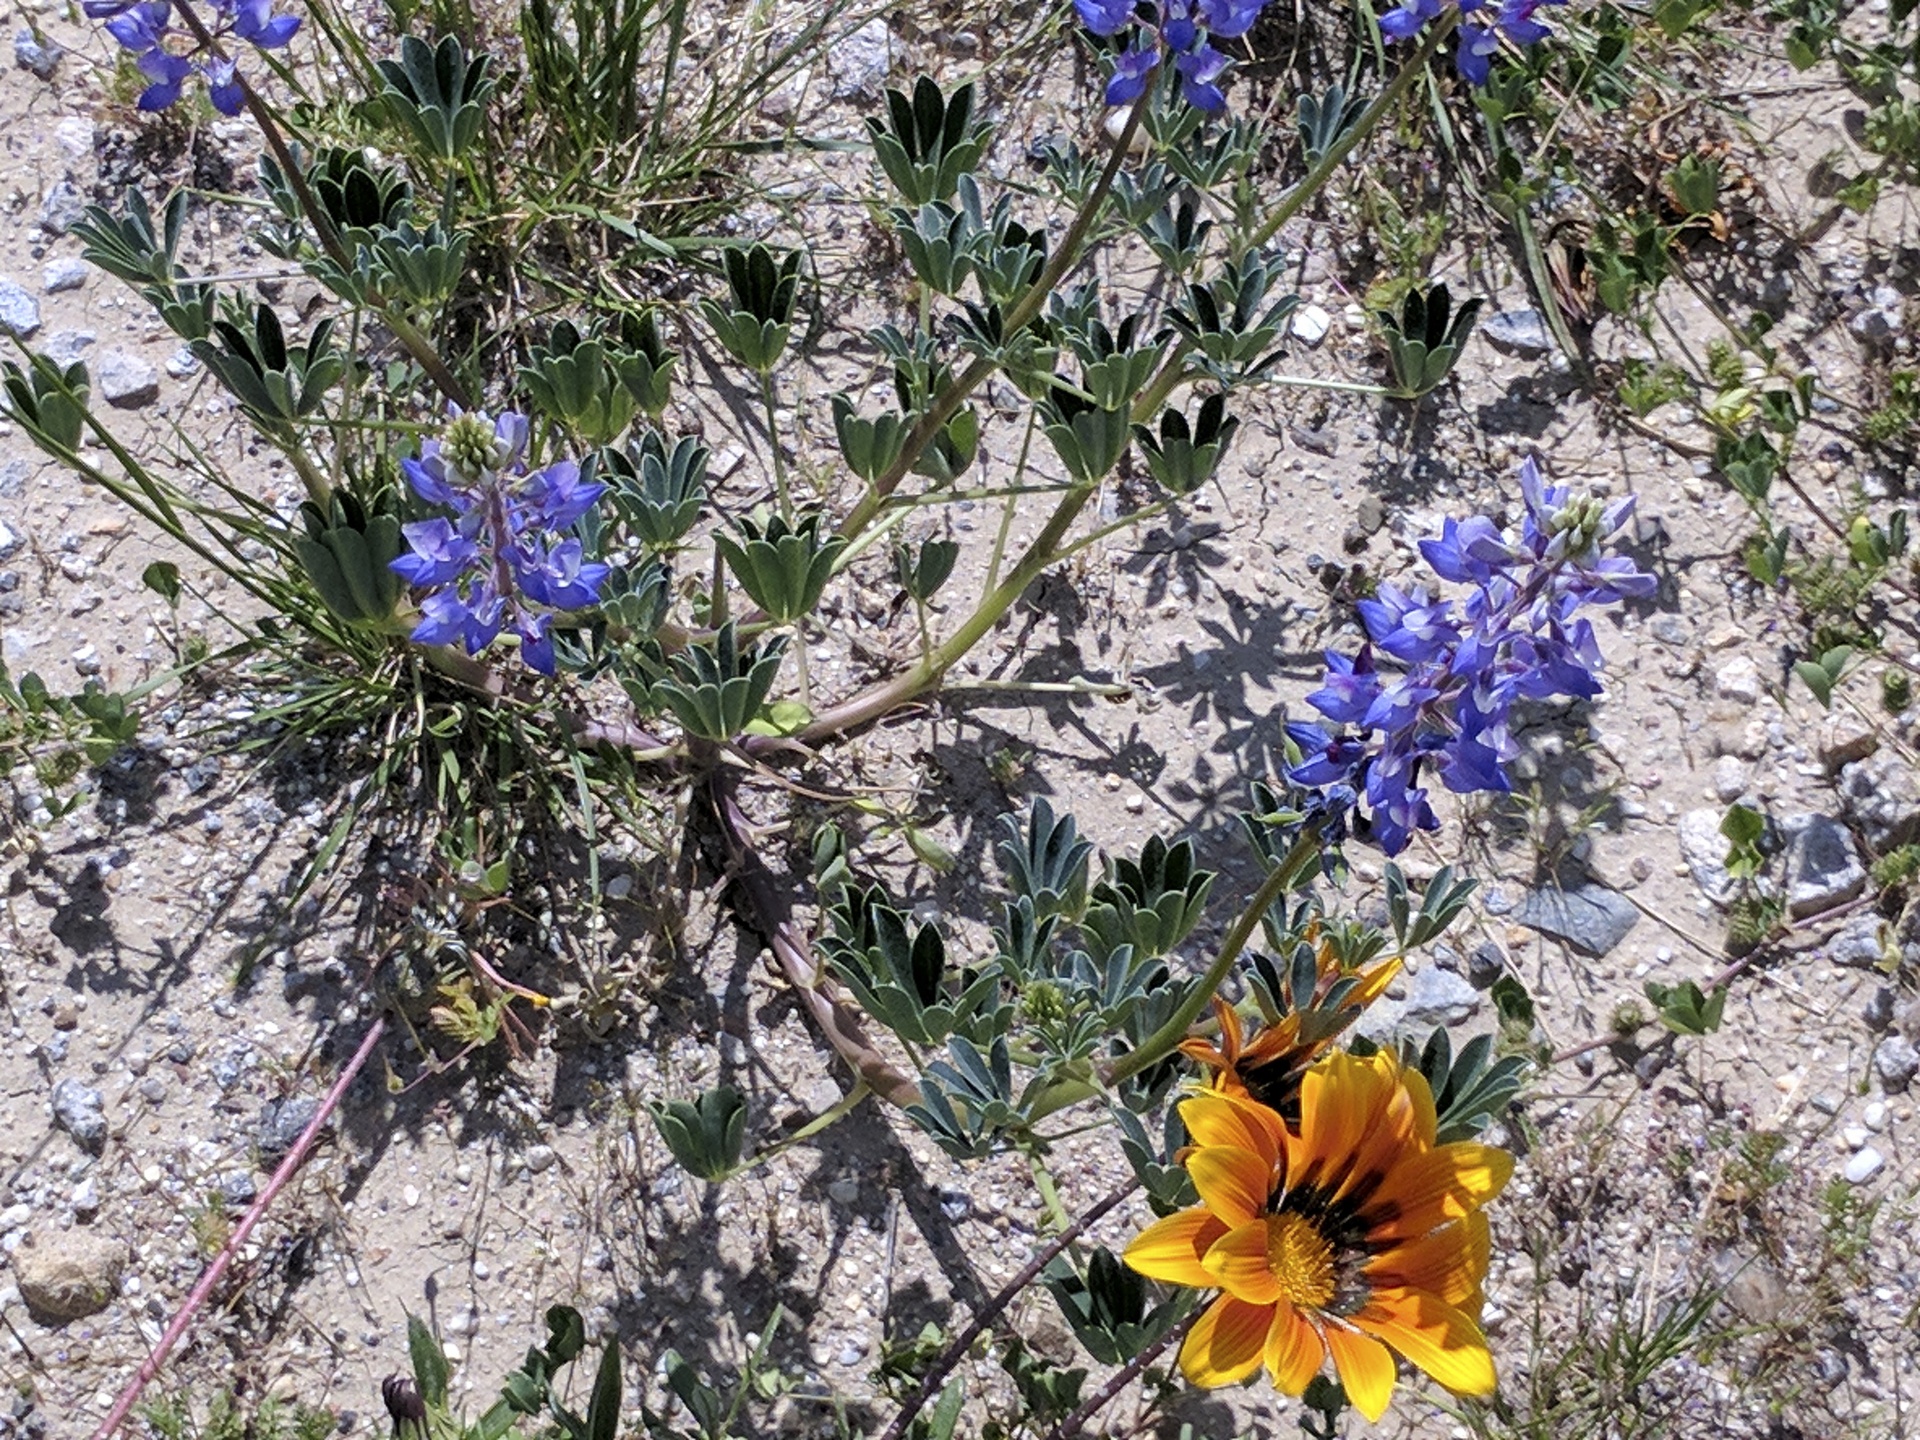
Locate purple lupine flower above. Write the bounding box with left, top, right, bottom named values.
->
left=1073, top=0, right=1278, bottom=111
left=1376, top=0, right=1564, bottom=84
left=1287, top=458, right=1654, bottom=855
left=390, top=410, right=610, bottom=676
left=92, top=0, right=300, bottom=114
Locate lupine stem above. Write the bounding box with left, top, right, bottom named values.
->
left=1131, top=20, right=1458, bottom=422
left=1103, top=829, right=1320, bottom=1087
left=170, top=2, right=472, bottom=413
left=838, top=88, right=1154, bottom=542
left=800, top=483, right=1098, bottom=742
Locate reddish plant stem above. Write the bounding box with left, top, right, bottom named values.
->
left=1045, top=1311, right=1197, bottom=1440
left=876, top=1180, right=1139, bottom=1440
left=709, top=772, right=921, bottom=1107
left=89, top=1018, right=388, bottom=1440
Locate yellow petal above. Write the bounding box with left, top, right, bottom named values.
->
left=1187, top=1144, right=1271, bottom=1229
left=1352, top=1286, right=1497, bottom=1397
left=1324, top=1321, right=1398, bottom=1423
left=1365, top=1212, right=1491, bottom=1306
left=1369, top=1144, right=1513, bottom=1241
left=1181, top=1090, right=1287, bottom=1171
left=1179, top=1294, right=1273, bottom=1388
left=1201, top=1219, right=1282, bottom=1305
left=1263, top=1302, right=1325, bottom=1396
left=1295, top=1051, right=1395, bottom=1187
left=1124, top=1207, right=1228, bottom=1288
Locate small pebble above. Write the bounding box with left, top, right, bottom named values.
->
left=1843, top=1147, right=1884, bottom=1184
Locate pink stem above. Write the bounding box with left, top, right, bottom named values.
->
left=89, top=1018, right=388, bottom=1440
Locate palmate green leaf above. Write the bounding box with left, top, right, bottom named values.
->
left=715, top=509, right=846, bottom=622
left=377, top=34, right=497, bottom=160
left=894, top=537, right=959, bottom=601
left=0, top=356, right=90, bottom=454
left=647, top=1085, right=748, bottom=1181
left=1135, top=391, right=1238, bottom=496
left=996, top=798, right=1092, bottom=920
left=868, top=75, right=990, bottom=205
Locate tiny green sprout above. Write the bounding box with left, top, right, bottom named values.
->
left=894, top=537, right=960, bottom=603
left=986, top=744, right=1032, bottom=790
left=1377, top=282, right=1483, bottom=399
left=1611, top=999, right=1647, bottom=1035
left=1884, top=668, right=1912, bottom=712
left=647, top=1085, right=749, bottom=1182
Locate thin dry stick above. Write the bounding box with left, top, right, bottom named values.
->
left=89, top=1017, right=388, bottom=1440
left=1045, top=1311, right=1197, bottom=1440
left=876, top=1180, right=1140, bottom=1440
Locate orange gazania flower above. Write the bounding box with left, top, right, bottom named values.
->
left=1179, top=947, right=1401, bottom=1120
left=1123, top=1049, right=1510, bottom=1422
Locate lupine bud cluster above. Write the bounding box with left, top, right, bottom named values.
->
left=1072, top=0, right=1272, bottom=110
left=1378, top=0, right=1565, bottom=85
left=87, top=0, right=300, bottom=114
left=391, top=411, right=610, bottom=675
left=1288, top=459, right=1656, bottom=854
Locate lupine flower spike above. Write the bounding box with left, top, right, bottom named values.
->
left=390, top=410, right=610, bottom=675
left=1377, top=0, right=1566, bottom=84
left=1125, top=1050, right=1510, bottom=1420
left=87, top=0, right=300, bottom=114
left=1290, top=458, right=1655, bottom=854
left=1074, top=0, right=1275, bottom=110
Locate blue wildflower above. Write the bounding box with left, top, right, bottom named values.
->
left=1075, top=0, right=1277, bottom=111
left=1288, top=459, right=1654, bottom=854
left=390, top=411, right=611, bottom=675
left=92, top=0, right=299, bottom=114
left=1377, top=0, right=1564, bottom=84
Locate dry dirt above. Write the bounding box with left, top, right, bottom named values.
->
left=1, top=5, right=1918, bottom=1439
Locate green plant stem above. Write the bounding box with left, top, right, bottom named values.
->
left=986, top=410, right=1040, bottom=591
left=1102, top=830, right=1318, bottom=1087
left=170, top=2, right=472, bottom=413
left=725, top=1080, right=870, bottom=1177
left=761, top=368, right=792, bottom=520
left=800, top=483, right=1097, bottom=742
left=1130, top=21, right=1457, bottom=417
left=839, top=88, right=1154, bottom=542
left=1027, top=1149, right=1072, bottom=1232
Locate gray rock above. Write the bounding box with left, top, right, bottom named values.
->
left=38, top=329, right=97, bottom=372
left=1866, top=986, right=1896, bottom=1031
left=827, top=1176, right=859, bottom=1205
left=97, top=350, right=160, bottom=409
left=50, top=1078, right=106, bottom=1153
left=41, top=258, right=88, bottom=294
left=164, top=345, right=201, bottom=379
left=0, top=459, right=27, bottom=498
left=1828, top=916, right=1888, bottom=969
left=1843, top=1146, right=1884, bottom=1184
left=523, top=1143, right=557, bottom=1174
left=1677, top=808, right=1738, bottom=907
left=38, top=181, right=86, bottom=237
left=1516, top=882, right=1639, bottom=956
left=1873, top=1034, right=1918, bottom=1093
left=826, top=18, right=892, bottom=98
left=1838, top=756, right=1920, bottom=851
left=1355, top=494, right=1385, bottom=535
left=217, top=1172, right=257, bottom=1207
left=13, top=28, right=57, bottom=79
left=1481, top=309, right=1553, bottom=358
left=1785, top=814, right=1865, bottom=918
left=256, top=1096, right=321, bottom=1164
left=13, top=1232, right=126, bottom=1322
left=0, top=278, right=41, bottom=339
left=1650, top=615, right=1690, bottom=647
left=1466, top=941, right=1506, bottom=988
left=1402, top=965, right=1481, bottom=1026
